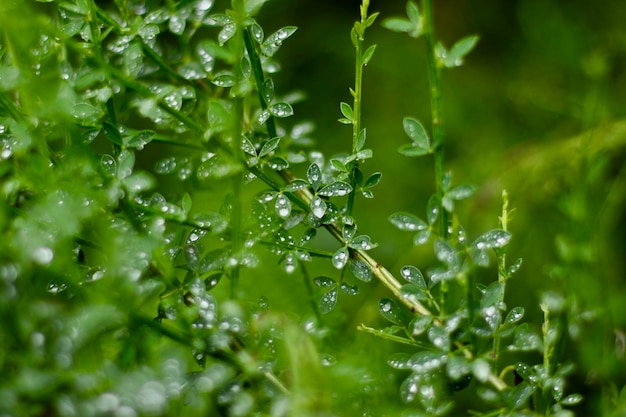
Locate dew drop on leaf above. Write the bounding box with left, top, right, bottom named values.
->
left=311, top=196, right=327, bottom=219
left=332, top=247, right=349, bottom=269
left=319, top=286, right=338, bottom=314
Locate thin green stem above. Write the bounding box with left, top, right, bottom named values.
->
left=422, top=0, right=448, bottom=239
left=493, top=190, right=509, bottom=370
left=300, top=263, right=323, bottom=323
left=347, top=28, right=364, bottom=217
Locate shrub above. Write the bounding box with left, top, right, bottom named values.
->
left=1, top=0, right=625, bottom=416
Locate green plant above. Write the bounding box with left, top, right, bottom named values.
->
left=1, top=0, right=624, bottom=416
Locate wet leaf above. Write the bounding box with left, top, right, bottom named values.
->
left=505, top=307, right=525, bottom=325
left=274, top=193, right=291, bottom=218
left=410, top=315, right=433, bottom=336
left=307, top=163, right=322, bottom=189
left=259, top=137, right=281, bottom=157
left=388, top=352, right=412, bottom=370
left=413, top=229, right=431, bottom=246
left=310, top=196, right=327, bottom=219
left=402, top=117, right=430, bottom=150
left=444, top=35, right=479, bottom=68
left=318, top=181, right=352, bottom=197
left=348, top=235, right=377, bottom=250
left=332, top=246, right=349, bottom=269
left=400, top=265, right=426, bottom=287
left=269, top=102, right=293, bottom=118
left=313, top=276, right=335, bottom=287
left=340, top=282, right=359, bottom=296
left=389, top=212, right=427, bottom=231
left=379, top=298, right=403, bottom=325
left=473, top=229, right=512, bottom=250
left=428, top=325, right=450, bottom=351
left=348, top=259, right=372, bottom=282
left=362, top=44, right=377, bottom=66
left=319, top=286, right=338, bottom=314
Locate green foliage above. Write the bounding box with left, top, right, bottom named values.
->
left=1, top=0, right=625, bottom=416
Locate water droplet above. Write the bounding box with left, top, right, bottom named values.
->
left=86, top=268, right=105, bottom=282
left=332, top=247, right=348, bottom=269
left=321, top=353, right=337, bottom=367
left=34, top=247, right=54, bottom=265
left=155, top=157, right=177, bottom=174
left=311, top=196, right=326, bottom=219
left=47, top=281, right=67, bottom=294
left=178, top=63, right=205, bottom=80
left=280, top=252, right=297, bottom=274
left=274, top=193, right=291, bottom=218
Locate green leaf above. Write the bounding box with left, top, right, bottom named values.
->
left=319, top=286, right=338, bottom=314
left=343, top=224, right=357, bottom=241
left=389, top=212, right=427, bottom=231
left=398, top=143, right=429, bottom=157
left=473, top=229, right=512, bottom=250
left=284, top=179, right=308, bottom=192
left=259, top=137, right=281, bottom=157
left=126, top=130, right=155, bottom=149
left=510, top=323, right=543, bottom=352
left=332, top=246, right=349, bottom=269
left=428, top=325, right=450, bottom=351
left=413, top=229, right=431, bottom=246
left=249, top=22, right=264, bottom=43
left=445, top=35, right=479, bottom=68
left=340, top=102, right=354, bottom=123
left=481, top=282, right=504, bottom=309
left=561, top=394, right=583, bottom=406
left=400, top=265, right=426, bottom=288
left=379, top=298, right=404, bottom=325
left=363, top=172, right=382, bottom=188
left=314, top=276, right=335, bottom=287
left=212, top=73, right=236, bottom=87
left=349, top=235, right=378, bottom=251
left=446, top=183, right=477, bottom=200
left=505, top=307, right=525, bottom=325
left=310, top=196, right=327, bottom=218
left=388, top=352, right=412, bottom=369
left=381, top=17, right=414, bottom=34
left=362, top=44, right=377, bottom=66
left=434, top=239, right=458, bottom=267
left=400, top=284, right=428, bottom=304
left=267, top=156, right=289, bottom=170
left=274, top=193, right=291, bottom=218
left=427, top=194, right=440, bottom=225
left=103, top=122, right=123, bottom=146
left=241, top=136, right=256, bottom=156
left=356, top=128, right=367, bottom=151
left=340, top=282, right=359, bottom=296
left=331, top=159, right=348, bottom=173
left=318, top=181, right=352, bottom=197
left=402, top=117, right=430, bottom=150
left=410, top=315, right=433, bottom=335
left=262, top=78, right=274, bottom=105
left=269, top=102, right=294, bottom=118
left=406, top=1, right=420, bottom=25
left=348, top=259, right=372, bottom=282
left=307, top=163, right=322, bottom=189
left=262, top=26, right=298, bottom=56
left=182, top=193, right=192, bottom=215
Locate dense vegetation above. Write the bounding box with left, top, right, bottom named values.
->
left=1, top=0, right=625, bottom=416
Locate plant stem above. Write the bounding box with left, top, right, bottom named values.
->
left=493, top=190, right=509, bottom=370
left=347, top=20, right=365, bottom=217
left=422, top=0, right=448, bottom=239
